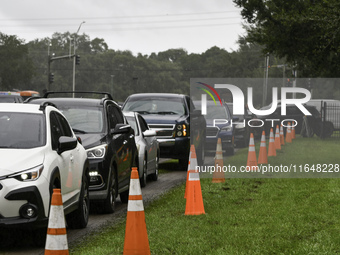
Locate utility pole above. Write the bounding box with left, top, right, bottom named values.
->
left=262, top=53, right=269, bottom=106
left=72, top=21, right=85, bottom=98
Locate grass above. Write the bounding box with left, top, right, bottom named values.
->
left=70, top=135, right=340, bottom=255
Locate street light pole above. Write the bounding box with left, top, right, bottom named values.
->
left=72, top=21, right=85, bottom=97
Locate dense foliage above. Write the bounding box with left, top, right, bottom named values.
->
left=1, top=31, right=285, bottom=101
left=233, top=0, right=340, bottom=77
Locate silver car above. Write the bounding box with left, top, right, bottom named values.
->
left=123, top=111, right=159, bottom=187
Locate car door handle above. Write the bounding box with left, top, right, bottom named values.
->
left=129, top=134, right=134, bottom=139
left=123, top=140, right=128, bottom=145
left=70, top=155, right=74, bottom=163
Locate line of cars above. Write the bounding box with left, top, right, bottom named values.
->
left=0, top=91, right=161, bottom=238
left=1, top=88, right=327, bottom=238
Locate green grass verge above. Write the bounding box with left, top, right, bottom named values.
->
left=70, top=136, right=340, bottom=255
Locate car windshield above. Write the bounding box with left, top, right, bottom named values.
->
left=0, top=112, right=46, bottom=148
left=125, top=116, right=139, bottom=136
left=205, top=105, right=230, bottom=120
left=124, top=97, right=186, bottom=115
left=59, top=106, right=104, bottom=133
left=0, top=96, right=17, bottom=103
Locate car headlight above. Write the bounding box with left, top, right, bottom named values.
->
left=86, top=144, right=107, bottom=159
left=235, top=124, right=245, bottom=129
left=221, top=126, right=232, bottom=132
left=9, top=165, right=44, bottom=182
left=176, top=124, right=188, bottom=137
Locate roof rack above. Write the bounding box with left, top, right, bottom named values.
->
left=39, top=101, right=58, bottom=112
left=43, top=91, right=113, bottom=100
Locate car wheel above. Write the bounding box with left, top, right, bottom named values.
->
left=103, top=167, right=117, bottom=214
left=140, top=156, right=147, bottom=188
left=197, top=141, right=205, bottom=166
left=67, top=174, right=90, bottom=228
left=179, top=158, right=189, bottom=171
left=226, top=146, right=235, bottom=156
left=150, top=156, right=159, bottom=181
left=120, top=190, right=129, bottom=203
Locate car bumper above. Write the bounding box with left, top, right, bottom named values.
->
left=157, top=137, right=190, bottom=160
left=0, top=184, right=48, bottom=228
left=87, top=158, right=109, bottom=200
left=205, top=134, right=233, bottom=151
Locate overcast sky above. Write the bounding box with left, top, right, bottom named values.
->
left=0, top=0, right=246, bottom=55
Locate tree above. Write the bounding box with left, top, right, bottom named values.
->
left=0, top=32, right=34, bottom=90
left=233, top=0, right=340, bottom=77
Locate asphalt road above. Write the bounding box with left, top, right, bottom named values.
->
left=0, top=159, right=188, bottom=255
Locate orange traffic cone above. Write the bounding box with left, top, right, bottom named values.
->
left=280, top=125, right=285, bottom=146
left=268, top=128, right=276, bottom=157
left=212, top=138, right=225, bottom=183
left=246, top=133, right=258, bottom=171
left=185, top=159, right=205, bottom=215
left=123, top=167, right=150, bottom=255
left=184, top=154, right=191, bottom=199
left=44, top=189, right=69, bottom=255
left=286, top=123, right=292, bottom=143
left=274, top=125, right=281, bottom=150
left=185, top=145, right=197, bottom=199
left=291, top=125, right=296, bottom=139
left=258, top=131, right=268, bottom=164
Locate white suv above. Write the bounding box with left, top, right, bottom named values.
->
left=0, top=103, right=90, bottom=230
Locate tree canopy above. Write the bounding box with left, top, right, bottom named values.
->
left=0, top=32, right=34, bottom=90
left=233, top=0, right=340, bottom=77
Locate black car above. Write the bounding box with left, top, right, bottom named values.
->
left=226, top=103, right=261, bottom=147
left=27, top=92, right=138, bottom=213
left=258, top=104, right=321, bottom=135
left=194, top=101, right=235, bottom=155
left=0, top=92, right=24, bottom=103
left=122, top=93, right=206, bottom=169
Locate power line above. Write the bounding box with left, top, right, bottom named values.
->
left=0, top=11, right=240, bottom=22
left=2, top=16, right=241, bottom=28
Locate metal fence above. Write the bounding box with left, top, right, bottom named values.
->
left=320, top=101, right=340, bottom=139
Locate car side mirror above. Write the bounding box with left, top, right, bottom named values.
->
left=191, top=109, right=202, bottom=117
left=57, top=136, right=77, bottom=154
left=143, top=130, right=156, bottom=137
left=111, top=124, right=132, bottom=135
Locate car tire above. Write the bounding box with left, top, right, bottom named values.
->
left=103, top=167, right=117, bottom=214
left=150, top=156, right=159, bottom=181
left=197, top=141, right=205, bottom=166
left=67, top=174, right=90, bottom=228
left=120, top=190, right=129, bottom=203
left=140, top=156, right=147, bottom=188
left=179, top=158, right=189, bottom=171
left=226, top=146, right=235, bottom=156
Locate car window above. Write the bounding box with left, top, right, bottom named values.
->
left=0, top=112, right=45, bottom=149
left=123, top=96, right=186, bottom=115
left=125, top=116, right=139, bottom=136
left=59, top=106, right=104, bottom=133
left=108, top=104, right=124, bottom=129
left=50, top=111, right=73, bottom=150
left=50, top=112, right=62, bottom=150
left=204, top=105, right=230, bottom=120
left=55, top=112, right=73, bottom=137
left=138, top=115, right=149, bottom=132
